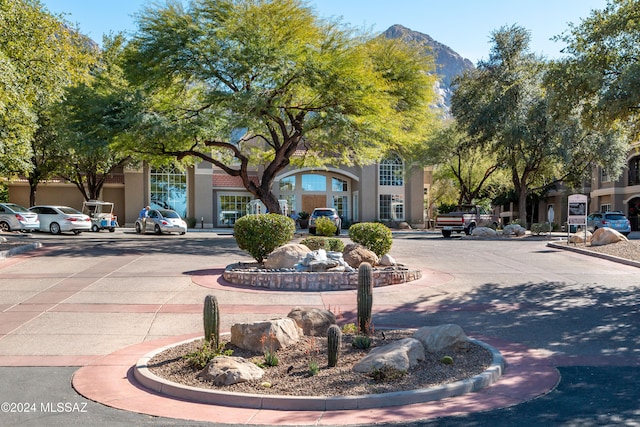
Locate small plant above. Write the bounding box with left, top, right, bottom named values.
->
left=357, top=262, right=374, bottom=335
left=351, top=335, right=372, bottom=350
left=315, top=216, right=337, bottom=236
left=341, top=323, right=357, bottom=335
left=299, top=236, right=345, bottom=252
left=327, top=325, right=342, bottom=367
left=348, top=222, right=392, bottom=257
left=233, top=213, right=295, bottom=263
left=184, top=341, right=233, bottom=369
left=308, top=360, right=320, bottom=376
left=306, top=336, right=320, bottom=375
left=260, top=333, right=279, bottom=367
left=440, top=355, right=454, bottom=365
left=203, top=295, right=220, bottom=348
left=369, top=366, right=407, bottom=382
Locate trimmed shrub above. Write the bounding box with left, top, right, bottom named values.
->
left=299, top=236, right=345, bottom=252
left=531, top=222, right=552, bottom=235
left=234, top=214, right=295, bottom=263
left=315, top=216, right=337, bottom=236
left=348, top=222, right=392, bottom=257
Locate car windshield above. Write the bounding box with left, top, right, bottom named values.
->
left=59, top=207, right=82, bottom=215
left=313, top=210, right=334, bottom=217
left=159, top=210, right=180, bottom=218
left=4, top=203, right=28, bottom=213
left=605, top=214, right=626, bottom=221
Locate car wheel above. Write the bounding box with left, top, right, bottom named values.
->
left=465, top=224, right=476, bottom=235
left=335, top=221, right=341, bottom=235
left=0, top=221, right=10, bottom=232
left=50, top=222, right=61, bottom=235
left=179, top=231, right=186, bottom=235
left=154, top=224, right=162, bottom=235
left=108, top=228, right=115, bottom=233
left=135, top=222, right=142, bottom=234
left=442, top=230, right=452, bottom=238
left=92, top=224, right=99, bottom=232
left=73, top=230, right=82, bottom=235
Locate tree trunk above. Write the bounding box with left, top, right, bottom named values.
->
left=29, top=182, right=37, bottom=207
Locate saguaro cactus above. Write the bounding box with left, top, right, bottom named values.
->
left=327, top=324, right=342, bottom=367
left=357, top=262, right=373, bottom=335
left=203, top=294, right=220, bottom=347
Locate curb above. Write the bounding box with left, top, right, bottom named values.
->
left=546, top=241, right=640, bottom=268
left=0, top=242, right=42, bottom=259
left=133, top=336, right=505, bottom=411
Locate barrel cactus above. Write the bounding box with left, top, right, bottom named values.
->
left=327, top=324, right=342, bottom=367
left=357, top=262, right=373, bottom=335
left=203, top=294, right=220, bottom=348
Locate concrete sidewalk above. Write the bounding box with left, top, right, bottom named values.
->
left=0, top=231, right=638, bottom=426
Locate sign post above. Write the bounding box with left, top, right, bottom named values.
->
left=567, top=194, right=588, bottom=243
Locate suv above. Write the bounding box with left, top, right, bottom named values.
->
left=587, top=211, right=631, bottom=236
left=309, top=208, right=341, bottom=235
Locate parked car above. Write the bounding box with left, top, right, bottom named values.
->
left=0, top=203, right=40, bottom=232
left=28, top=205, right=91, bottom=235
left=135, top=208, right=187, bottom=235
left=587, top=211, right=631, bottom=236
left=308, top=207, right=341, bottom=235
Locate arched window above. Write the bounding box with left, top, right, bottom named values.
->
left=150, top=165, right=187, bottom=217
left=379, top=155, right=404, bottom=186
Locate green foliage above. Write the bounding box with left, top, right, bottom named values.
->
left=308, top=360, right=319, bottom=376
left=0, top=183, right=8, bottom=203
left=233, top=214, right=295, bottom=263
left=369, top=366, right=407, bottom=382
left=203, top=295, right=220, bottom=348
left=440, top=356, right=454, bottom=365
left=530, top=222, right=552, bottom=235
left=186, top=217, right=197, bottom=228
left=341, top=323, right=357, bottom=335
left=315, top=216, right=337, bottom=236
left=184, top=341, right=233, bottom=369
left=348, top=222, right=392, bottom=257
left=298, top=211, right=310, bottom=220
left=351, top=335, right=372, bottom=350
left=300, top=237, right=344, bottom=252
left=263, top=350, right=279, bottom=367
left=357, top=262, right=374, bottom=335
left=327, top=325, right=342, bottom=368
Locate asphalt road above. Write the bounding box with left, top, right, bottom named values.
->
left=0, top=230, right=638, bottom=426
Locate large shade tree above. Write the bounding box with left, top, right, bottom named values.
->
left=0, top=0, right=94, bottom=179
left=452, top=25, right=628, bottom=224
left=120, top=0, right=438, bottom=213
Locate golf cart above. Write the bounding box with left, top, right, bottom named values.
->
left=82, top=200, right=118, bottom=232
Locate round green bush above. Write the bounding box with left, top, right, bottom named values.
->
left=315, top=216, right=337, bottom=236
left=348, top=222, right=392, bottom=257
left=234, top=214, right=295, bottom=263
left=300, top=236, right=345, bottom=252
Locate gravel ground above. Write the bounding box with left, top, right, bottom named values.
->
left=147, top=330, right=492, bottom=397
left=576, top=239, right=640, bottom=262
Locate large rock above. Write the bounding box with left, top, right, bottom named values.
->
left=502, top=224, right=526, bottom=236
left=287, top=307, right=336, bottom=336
left=197, top=356, right=264, bottom=386
left=264, top=243, right=311, bottom=269
left=230, top=318, right=301, bottom=352
left=294, top=249, right=353, bottom=272
left=590, top=227, right=628, bottom=247
left=472, top=227, right=497, bottom=237
left=378, top=254, right=397, bottom=267
left=413, top=324, right=469, bottom=353
left=353, top=338, right=425, bottom=373
left=343, top=243, right=379, bottom=268
left=569, top=230, right=592, bottom=243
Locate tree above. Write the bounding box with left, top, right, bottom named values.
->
left=120, top=0, right=438, bottom=213
left=0, top=0, right=95, bottom=178
left=451, top=25, right=628, bottom=224
left=53, top=35, right=134, bottom=201
left=551, top=0, right=640, bottom=134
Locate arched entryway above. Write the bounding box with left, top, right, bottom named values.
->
left=627, top=197, right=640, bottom=231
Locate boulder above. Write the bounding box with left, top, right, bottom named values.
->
left=353, top=338, right=424, bottom=373
left=569, top=230, right=592, bottom=243
left=398, top=222, right=412, bottom=230
left=197, top=356, right=264, bottom=386
left=503, top=224, right=526, bottom=236
left=378, top=254, right=397, bottom=267
left=230, top=318, right=301, bottom=352
left=343, top=243, right=379, bottom=268
left=413, top=324, right=470, bottom=353
left=472, top=227, right=497, bottom=237
left=287, top=307, right=336, bottom=336
left=590, top=227, right=628, bottom=247
left=294, top=249, right=353, bottom=272
left=264, top=243, right=311, bottom=269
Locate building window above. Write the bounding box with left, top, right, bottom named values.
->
left=380, top=155, right=404, bottom=186
left=380, top=194, right=404, bottom=221
left=279, top=176, right=295, bottom=191
left=218, top=194, right=252, bottom=226
left=628, top=157, right=640, bottom=186
left=332, top=177, right=348, bottom=192
left=150, top=166, right=187, bottom=217
left=600, top=168, right=610, bottom=183
left=302, top=174, right=326, bottom=191
left=333, top=195, right=348, bottom=219
left=279, top=194, right=297, bottom=214
left=600, top=204, right=611, bottom=213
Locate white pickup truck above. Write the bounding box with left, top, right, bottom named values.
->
left=435, top=205, right=499, bottom=238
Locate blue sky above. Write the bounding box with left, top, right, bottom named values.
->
left=41, top=0, right=607, bottom=64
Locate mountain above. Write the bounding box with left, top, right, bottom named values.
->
left=382, top=24, right=474, bottom=114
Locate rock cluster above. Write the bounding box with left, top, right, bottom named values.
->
left=569, top=227, right=627, bottom=246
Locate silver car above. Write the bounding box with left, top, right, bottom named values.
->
left=28, top=205, right=91, bottom=235
left=0, top=203, right=40, bottom=232
left=135, top=209, right=187, bottom=235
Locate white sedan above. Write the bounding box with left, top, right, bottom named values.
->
left=28, top=205, right=92, bottom=235
left=135, top=208, right=187, bottom=235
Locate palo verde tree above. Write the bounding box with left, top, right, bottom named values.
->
left=0, top=0, right=95, bottom=181
left=120, top=0, right=438, bottom=213
left=452, top=25, right=627, bottom=224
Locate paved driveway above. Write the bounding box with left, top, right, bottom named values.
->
left=0, top=230, right=638, bottom=426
